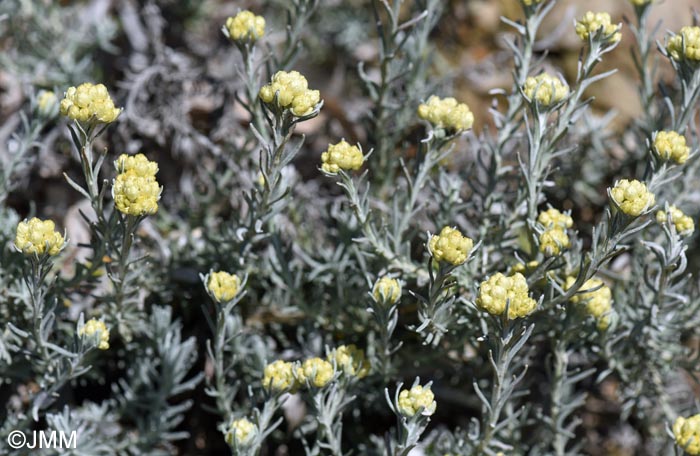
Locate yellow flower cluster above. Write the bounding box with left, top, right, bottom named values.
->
left=653, top=130, right=690, bottom=165
left=259, top=70, right=321, bottom=117
left=674, top=414, right=700, bottom=455
left=60, top=83, right=121, bottom=124
left=37, top=90, right=58, bottom=118
left=328, top=344, right=370, bottom=378
left=476, top=272, right=537, bottom=319
left=511, top=260, right=539, bottom=275
left=224, top=10, right=265, bottom=43
left=207, top=271, right=242, bottom=303
left=226, top=418, right=256, bottom=447
left=263, top=360, right=297, bottom=393
left=417, top=96, right=474, bottom=132
left=321, top=140, right=364, bottom=174
left=113, top=154, right=161, bottom=216
left=15, top=218, right=65, bottom=256
left=521, top=0, right=544, bottom=5
left=429, top=226, right=473, bottom=265
left=667, top=26, right=700, bottom=62
left=297, top=357, right=334, bottom=388
left=629, top=0, right=652, bottom=5
left=79, top=318, right=110, bottom=350
left=575, top=12, right=621, bottom=44
left=537, top=208, right=573, bottom=257
left=398, top=384, right=436, bottom=417
left=566, top=277, right=612, bottom=329
left=523, top=73, right=569, bottom=107
left=373, top=276, right=402, bottom=305
left=610, top=179, right=655, bottom=217
left=657, top=206, right=695, bottom=235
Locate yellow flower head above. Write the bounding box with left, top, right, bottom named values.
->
left=37, top=90, right=58, bottom=118
left=328, top=344, right=370, bottom=378
left=510, top=260, right=539, bottom=275
left=653, top=131, right=690, bottom=165
left=565, top=277, right=612, bottom=320
left=521, top=0, right=544, bottom=5
left=417, top=96, right=474, bottom=132
left=657, top=206, right=695, bottom=235
left=674, top=414, right=700, bottom=455
left=539, top=227, right=570, bottom=257
left=297, top=357, right=334, bottom=388
left=207, top=271, right=242, bottom=303
left=259, top=70, right=321, bottom=117
left=523, top=73, right=569, bottom=106
left=429, top=226, right=473, bottom=266
left=667, top=26, right=700, bottom=62
left=629, top=0, right=652, bottom=5
left=575, top=12, right=621, bottom=44
left=224, top=10, right=265, bottom=43
left=60, top=83, right=121, bottom=124
left=538, top=208, right=573, bottom=230
left=321, top=140, right=364, bottom=174
left=263, top=360, right=297, bottom=392
left=15, top=218, right=65, bottom=256
left=610, top=179, right=655, bottom=217
left=398, top=384, right=436, bottom=417
left=225, top=418, right=257, bottom=447
left=115, top=153, right=159, bottom=177
left=113, top=154, right=161, bottom=217
left=372, top=276, right=402, bottom=305
left=476, top=272, right=537, bottom=319
left=79, top=318, right=110, bottom=350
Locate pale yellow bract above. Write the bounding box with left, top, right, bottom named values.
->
left=79, top=318, right=110, bottom=350
left=398, top=384, right=436, bottom=417
left=575, top=11, right=621, bottom=44
left=610, top=179, right=655, bottom=217
left=224, top=10, right=265, bottom=43
left=15, top=218, right=65, bottom=256
left=417, top=95, right=474, bottom=132
left=657, top=205, right=695, bottom=235
left=321, top=140, right=364, bottom=174
left=523, top=73, right=569, bottom=106
left=372, top=276, right=401, bottom=305
left=476, top=272, right=537, bottom=319
left=60, top=82, right=121, bottom=124
left=259, top=70, right=321, bottom=117
left=653, top=130, right=690, bottom=164
left=674, top=414, right=700, bottom=455
left=225, top=418, right=257, bottom=447
left=207, top=271, right=242, bottom=303
left=429, top=226, right=473, bottom=265
left=667, top=26, right=700, bottom=62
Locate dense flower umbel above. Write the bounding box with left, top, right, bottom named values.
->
left=224, top=10, right=265, bottom=43
left=15, top=218, right=65, bottom=256
left=565, top=277, right=612, bottom=323
left=259, top=70, right=321, bottom=117
left=653, top=130, right=690, bottom=164
left=476, top=273, right=537, bottom=319
left=657, top=206, right=695, bottom=235
left=113, top=154, right=161, bottom=216
left=429, top=226, right=473, bottom=265
left=575, top=12, right=621, bottom=44
left=60, top=83, right=121, bottom=124
left=79, top=318, right=110, bottom=350
left=523, top=73, right=569, bottom=107
left=667, top=26, right=700, bottom=62
left=321, top=140, right=364, bottom=173
left=263, top=360, right=297, bottom=392
left=417, top=96, right=474, bottom=132
left=674, top=414, right=700, bottom=455
left=207, top=271, right=241, bottom=303
left=539, top=227, right=570, bottom=257
left=225, top=418, right=257, bottom=447
left=328, top=345, right=370, bottom=378
left=538, top=208, right=573, bottom=229
left=610, top=179, right=655, bottom=217
left=373, top=276, right=401, bottom=305
left=297, top=357, right=334, bottom=388
left=398, top=384, right=436, bottom=417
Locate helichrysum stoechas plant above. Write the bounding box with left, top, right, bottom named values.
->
left=674, top=414, right=700, bottom=455
left=320, top=140, right=364, bottom=174
left=223, top=10, right=265, bottom=44
left=653, top=130, right=690, bottom=164
left=523, top=73, right=569, bottom=107
left=14, top=218, right=65, bottom=256
left=78, top=318, right=110, bottom=350
left=609, top=179, right=655, bottom=217
left=657, top=205, right=695, bottom=235
left=428, top=226, right=473, bottom=265
left=417, top=95, right=474, bottom=132
left=5, top=0, right=700, bottom=454
left=575, top=11, right=621, bottom=44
